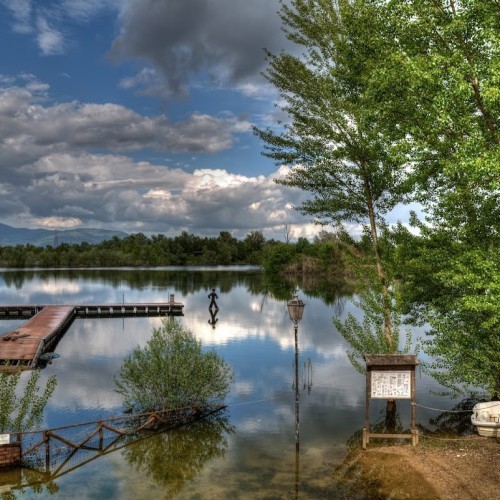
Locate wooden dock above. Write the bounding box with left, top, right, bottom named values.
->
left=0, top=306, right=75, bottom=369
left=0, top=300, right=184, bottom=369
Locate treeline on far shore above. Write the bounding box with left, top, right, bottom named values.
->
left=0, top=229, right=370, bottom=278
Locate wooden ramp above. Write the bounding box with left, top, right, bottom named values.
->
left=0, top=305, right=75, bottom=369
left=0, top=300, right=185, bottom=370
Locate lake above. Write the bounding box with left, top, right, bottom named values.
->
left=0, top=268, right=467, bottom=498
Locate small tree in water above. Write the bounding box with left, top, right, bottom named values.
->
left=0, top=370, right=57, bottom=433
left=114, top=318, right=233, bottom=413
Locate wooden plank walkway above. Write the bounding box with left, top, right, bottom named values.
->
left=0, top=305, right=75, bottom=368
left=0, top=300, right=184, bottom=369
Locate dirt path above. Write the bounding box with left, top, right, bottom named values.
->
left=354, top=436, right=499, bottom=499
left=333, top=435, right=500, bottom=500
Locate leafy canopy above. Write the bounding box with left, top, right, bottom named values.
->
left=255, top=0, right=410, bottom=227
left=375, top=0, right=499, bottom=398
left=255, top=0, right=417, bottom=348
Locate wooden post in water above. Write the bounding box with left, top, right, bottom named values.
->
left=44, top=431, right=50, bottom=472
left=99, top=422, right=103, bottom=450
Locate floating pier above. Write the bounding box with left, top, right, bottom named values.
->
left=0, top=300, right=184, bottom=369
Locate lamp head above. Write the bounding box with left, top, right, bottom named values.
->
left=287, top=294, right=305, bottom=323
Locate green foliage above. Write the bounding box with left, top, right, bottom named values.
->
left=394, top=224, right=499, bottom=398
left=0, top=370, right=57, bottom=433
left=258, top=0, right=498, bottom=394
left=0, top=230, right=270, bottom=268
left=370, top=0, right=498, bottom=159
left=255, top=0, right=410, bottom=226
left=376, top=0, right=499, bottom=398
left=262, top=243, right=297, bottom=274
left=259, top=0, right=498, bottom=394
left=333, top=290, right=415, bottom=373
left=243, top=231, right=266, bottom=263
left=114, top=319, right=233, bottom=413
left=255, top=0, right=411, bottom=345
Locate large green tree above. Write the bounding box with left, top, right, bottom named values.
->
left=372, top=0, right=499, bottom=397
left=255, top=0, right=411, bottom=350
left=256, top=0, right=499, bottom=397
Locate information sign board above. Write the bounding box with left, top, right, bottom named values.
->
left=0, top=434, right=10, bottom=445
left=371, top=370, right=411, bottom=399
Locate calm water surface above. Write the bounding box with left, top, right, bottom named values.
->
left=0, top=268, right=462, bottom=498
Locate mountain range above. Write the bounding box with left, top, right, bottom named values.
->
left=0, top=223, right=128, bottom=247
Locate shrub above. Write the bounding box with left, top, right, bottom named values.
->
left=114, top=319, right=233, bottom=413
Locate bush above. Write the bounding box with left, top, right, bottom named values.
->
left=114, top=319, right=233, bottom=413
left=262, top=243, right=296, bottom=274
left=0, top=370, right=57, bottom=433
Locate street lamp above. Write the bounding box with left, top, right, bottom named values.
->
left=287, top=294, right=305, bottom=327
left=287, top=293, right=305, bottom=498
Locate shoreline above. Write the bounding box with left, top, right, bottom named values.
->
left=337, top=435, right=499, bottom=499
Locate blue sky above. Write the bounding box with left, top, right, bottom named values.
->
left=0, top=0, right=414, bottom=241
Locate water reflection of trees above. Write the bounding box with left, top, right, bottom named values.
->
left=1, top=268, right=264, bottom=293
left=0, top=468, right=59, bottom=498
left=122, top=414, right=233, bottom=497
left=262, top=273, right=353, bottom=306
left=0, top=415, right=232, bottom=497
left=2, top=269, right=353, bottom=312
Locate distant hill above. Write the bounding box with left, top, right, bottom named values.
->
left=0, top=223, right=128, bottom=246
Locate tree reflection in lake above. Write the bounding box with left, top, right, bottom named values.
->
left=122, top=413, right=233, bottom=497
left=0, top=468, right=59, bottom=499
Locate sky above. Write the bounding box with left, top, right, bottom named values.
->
left=0, top=0, right=413, bottom=241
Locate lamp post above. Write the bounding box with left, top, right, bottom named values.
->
left=287, top=293, right=305, bottom=498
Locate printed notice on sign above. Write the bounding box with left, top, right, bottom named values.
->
left=371, top=371, right=411, bottom=399
left=0, top=434, right=10, bottom=445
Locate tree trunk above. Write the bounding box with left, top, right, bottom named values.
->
left=365, top=181, right=394, bottom=351
left=385, top=399, right=397, bottom=433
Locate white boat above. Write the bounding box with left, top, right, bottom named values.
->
left=471, top=401, right=500, bottom=437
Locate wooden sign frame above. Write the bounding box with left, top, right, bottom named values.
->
left=363, top=354, right=419, bottom=449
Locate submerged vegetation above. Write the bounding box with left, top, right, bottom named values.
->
left=114, top=318, right=233, bottom=413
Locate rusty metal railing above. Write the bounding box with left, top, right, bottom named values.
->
left=11, top=404, right=225, bottom=476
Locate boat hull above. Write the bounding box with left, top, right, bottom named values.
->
left=471, top=401, right=500, bottom=437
